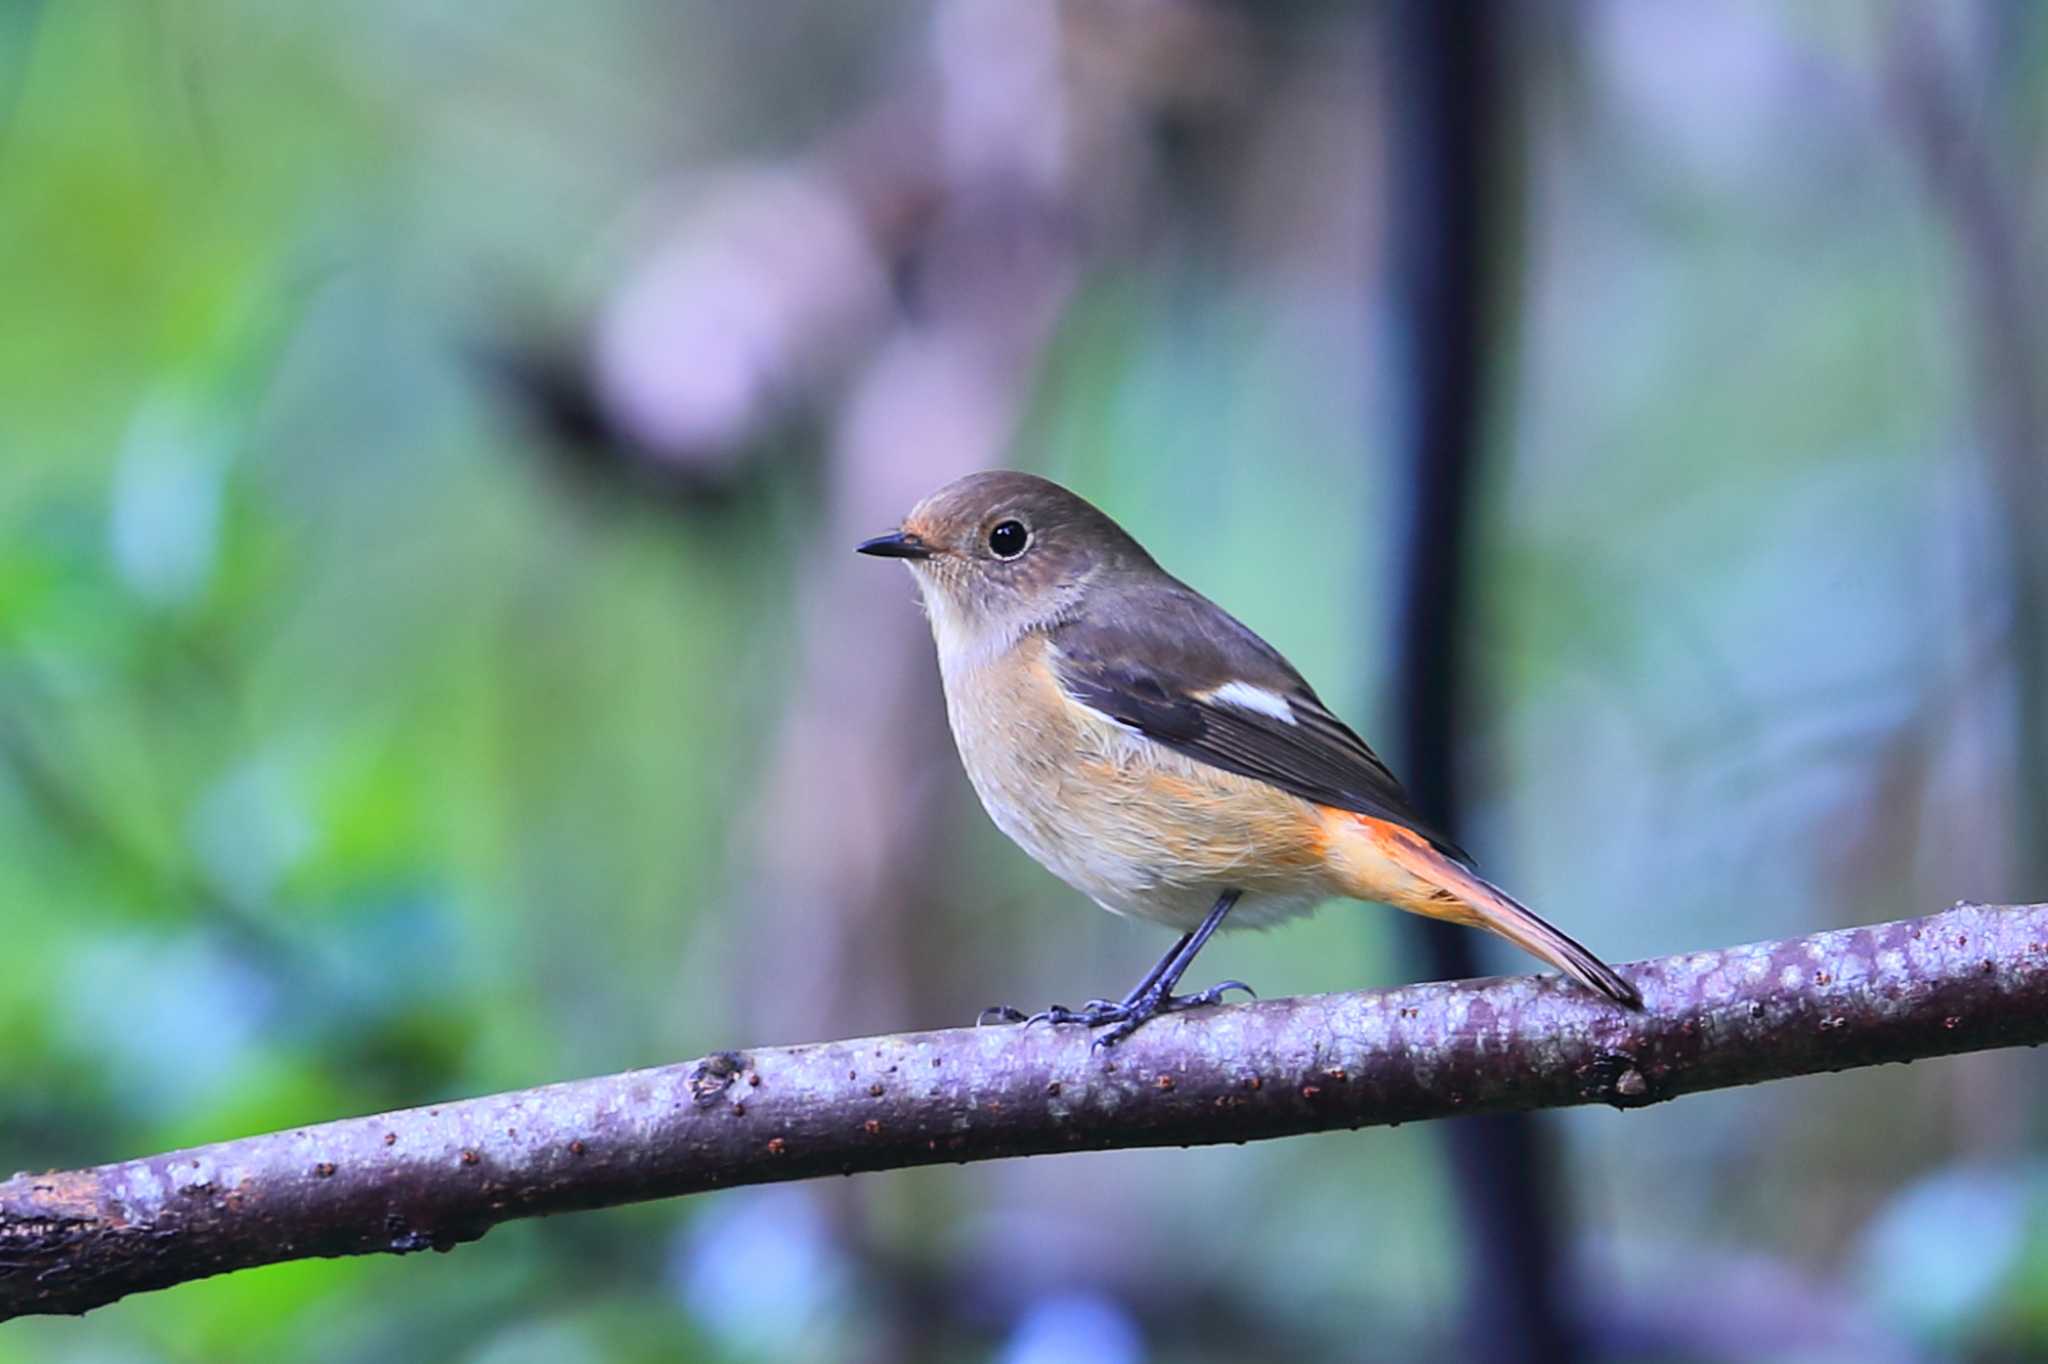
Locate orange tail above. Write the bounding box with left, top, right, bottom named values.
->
left=1323, top=813, right=1642, bottom=1008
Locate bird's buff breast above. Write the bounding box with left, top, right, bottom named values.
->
left=939, top=635, right=1336, bottom=931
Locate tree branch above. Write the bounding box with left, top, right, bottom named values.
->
left=6, top=900, right=2046, bottom=1321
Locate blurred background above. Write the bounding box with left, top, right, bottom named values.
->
left=4, top=2, right=2046, bottom=1360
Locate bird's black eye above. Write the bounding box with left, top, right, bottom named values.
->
left=987, top=519, right=1029, bottom=559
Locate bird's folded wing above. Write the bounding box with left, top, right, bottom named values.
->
left=1047, top=587, right=1468, bottom=863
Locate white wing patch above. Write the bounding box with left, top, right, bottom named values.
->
left=1205, top=680, right=1298, bottom=725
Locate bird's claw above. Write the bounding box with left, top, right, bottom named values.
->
left=985, top=980, right=1253, bottom=1045
left=1025, top=1002, right=1123, bottom=1029
left=978, top=1002, right=1123, bottom=1028
left=1097, top=978, right=1253, bottom=1048
left=1088, top=979, right=1255, bottom=1050
left=1169, top=979, right=1256, bottom=1010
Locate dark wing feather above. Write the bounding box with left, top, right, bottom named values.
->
left=1048, top=583, right=1469, bottom=863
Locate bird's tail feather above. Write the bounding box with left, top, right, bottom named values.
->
left=1327, top=813, right=1642, bottom=1008
left=1440, top=865, right=1642, bottom=1009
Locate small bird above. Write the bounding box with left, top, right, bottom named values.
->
left=859, top=471, right=1640, bottom=1045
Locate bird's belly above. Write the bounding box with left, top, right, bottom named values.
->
left=944, top=651, right=1334, bottom=932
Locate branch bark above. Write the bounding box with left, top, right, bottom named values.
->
left=6, top=900, right=2046, bottom=1321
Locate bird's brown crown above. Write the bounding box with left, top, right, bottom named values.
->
left=885, top=472, right=1155, bottom=634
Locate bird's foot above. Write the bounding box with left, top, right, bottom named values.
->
left=1089, top=979, right=1256, bottom=1049
left=1025, top=1000, right=1128, bottom=1029
left=1167, top=979, right=1256, bottom=1011
left=975, top=998, right=1128, bottom=1028
left=978, top=980, right=1255, bottom=1047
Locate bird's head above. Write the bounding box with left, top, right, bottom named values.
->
left=857, top=471, right=1155, bottom=664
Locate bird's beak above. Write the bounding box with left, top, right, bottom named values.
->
left=855, top=530, right=934, bottom=560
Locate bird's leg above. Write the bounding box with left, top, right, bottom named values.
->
left=981, top=891, right=1253, bottom=1044
left=1097, top=930, right=1194, bottom=1010
left=1091, top=889, right=1250, bottom=1048
left=976, top=930, right=1192, bottom=1027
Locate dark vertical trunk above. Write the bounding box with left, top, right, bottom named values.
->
left=1383, top=3, right=1582, bottom=1361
